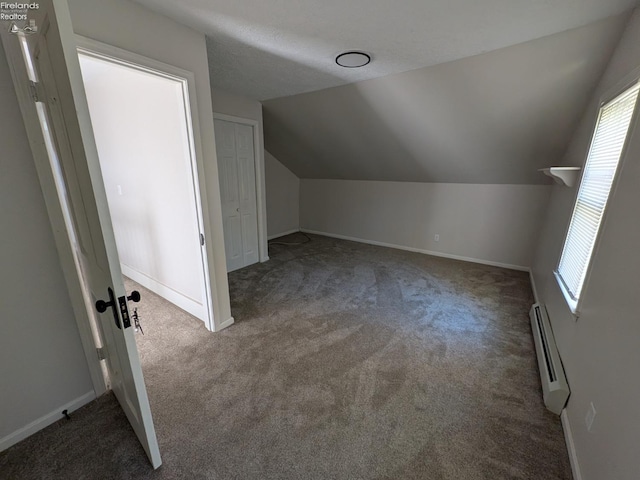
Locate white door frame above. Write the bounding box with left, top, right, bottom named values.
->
left=75, top=35, right=214, bottom=331
left=75, top=35, right=221, bottom=332
left=213, top=113, right=269, bottom=264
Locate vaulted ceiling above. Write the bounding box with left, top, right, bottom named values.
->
left=262, top=16, right=629, bottom=184
left=132, top=0, right=637, bottom=184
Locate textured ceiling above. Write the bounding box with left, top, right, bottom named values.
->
left=134, top=0, right=639, bottom=101
left=262, top=15, right=629, bottom=184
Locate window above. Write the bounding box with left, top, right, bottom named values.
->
left=555, top=81, right=640, bottom=314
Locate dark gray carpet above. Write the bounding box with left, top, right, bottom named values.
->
left=0, top=233, right=572, bottom=479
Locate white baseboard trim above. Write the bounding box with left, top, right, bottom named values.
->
left=268, top=229, right=300, bottom=241
left=216, top=316, right=235, bottom=332
left=300, top=229, right=529, bottom=272
left=121, top=264, right=206, bottom=322
left=561, top=409, right=582, bottom=480
left=0, top=391, right=96, bottom=452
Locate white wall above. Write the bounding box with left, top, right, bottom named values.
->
left=68, top=0, right=233, bottom=330
left=265, top=150, right=299, bottom=238
left=0, top=44, right=93, bottom=450
left=531, top=9, right=640, bottom=480
left=212, top=88, right=264, bottom=126
left=210, top=88, right=269, bottom=261
left=79, top=54, right=206, bottom=321
left=301, top=180, right=550, bottom=270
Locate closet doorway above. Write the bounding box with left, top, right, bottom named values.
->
left=214, top=117, right=260, bottom=272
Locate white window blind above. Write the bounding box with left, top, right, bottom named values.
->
left=556, top=81, right=640, bottom=310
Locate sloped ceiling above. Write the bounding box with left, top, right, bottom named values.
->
left=134, top=0, right=639, bottom=101
left=132, top=0, right=636, bottom=184
left=263, top=15, right=630, bottom=184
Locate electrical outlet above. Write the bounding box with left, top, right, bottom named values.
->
left=434, top=234, right=440, bottom=242
left=585, top=402, right=596, bottom=431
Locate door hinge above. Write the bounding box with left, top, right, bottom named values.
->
left=28, top=80, right=42, bottom=103
left=96, top=347, right=106, bottom=361
left=200, top=233, right=205, bottom=246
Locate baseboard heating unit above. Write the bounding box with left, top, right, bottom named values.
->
left=529, top=303, right=570, bottom=415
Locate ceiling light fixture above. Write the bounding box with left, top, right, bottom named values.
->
left=336, top=51, right=371, bottom=68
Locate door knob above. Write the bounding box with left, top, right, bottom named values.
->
left=95, top=287, right=121, bottom=329
left=95, top=298, right=113, bottom=313
left=96, top=287, right=115, bottom=313
left=96, top=289, right=141, bottom=330
left=97, top=289, right=140, bottom=311
left=127, top=290, right=141, bottom=302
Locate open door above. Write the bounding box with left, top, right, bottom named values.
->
left=1, top=0, right=161, bottom=468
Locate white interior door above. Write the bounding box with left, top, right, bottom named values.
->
left=214, top=118, right=259, bottom=272
left=2, top=0, right=161, bottom=468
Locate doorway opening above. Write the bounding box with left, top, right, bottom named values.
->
left=76, top=44, right=213, bottom=329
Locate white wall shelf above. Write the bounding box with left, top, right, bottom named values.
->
left=539, top=167, right=581, bottom=187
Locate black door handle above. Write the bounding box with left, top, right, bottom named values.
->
left=95, top=287, right=120, bottom=329
left=127, top=290, right=141, bottom=302
left=96, top=289, right=141, bottom=330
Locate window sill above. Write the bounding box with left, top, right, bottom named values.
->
left=553, top=271, right=580, bottom=320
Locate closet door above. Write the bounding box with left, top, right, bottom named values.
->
left=235, top=123, right=259, bottom=266
left=214, top=119, right=258, bottom=271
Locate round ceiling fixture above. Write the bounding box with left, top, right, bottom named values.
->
left=336, top=51, right=371, bottom=68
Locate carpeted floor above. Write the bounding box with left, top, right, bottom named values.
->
left=0, top=233, right=572, bottom=479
